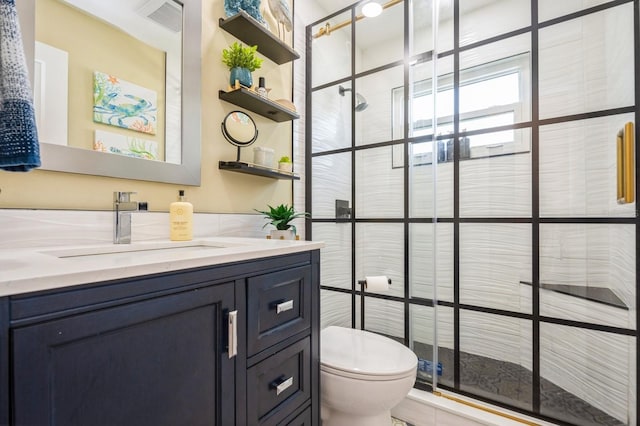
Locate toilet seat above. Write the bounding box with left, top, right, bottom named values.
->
left=321, top=363, right=415, bottom=381
left=321, top=326, right=417, bottom=380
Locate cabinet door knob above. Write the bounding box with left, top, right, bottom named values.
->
left=271, top=376, right=294, bottom=395
left=274, top=299, right=294, bottom=314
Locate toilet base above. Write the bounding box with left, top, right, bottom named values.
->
left=321, top=408, right=392, bottom=426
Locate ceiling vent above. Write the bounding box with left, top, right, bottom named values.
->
left=138, top=0, right=182, bottom=33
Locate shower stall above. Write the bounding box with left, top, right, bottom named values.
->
left=305, top=0, right=638, bottom=425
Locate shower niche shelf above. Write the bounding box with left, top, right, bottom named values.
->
left=218, top=88, right=299, bottom=122
left=219, top=11, right=300, bottom=65
left=219, top=161, right=300, bottom=180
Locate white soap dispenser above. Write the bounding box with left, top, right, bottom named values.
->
left=169, top=190, right=193, bottom=241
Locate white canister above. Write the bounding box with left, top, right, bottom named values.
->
left=253, top=147, right=275, bottom=168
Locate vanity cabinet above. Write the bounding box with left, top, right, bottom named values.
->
left=12, top=284, right=236, bottom=425
left=0, top=250, right=320, bottom=426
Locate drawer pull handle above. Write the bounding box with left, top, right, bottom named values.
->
left=271, top=376, right=294, bottom=395
left=275, top=300, right=294, bottom=314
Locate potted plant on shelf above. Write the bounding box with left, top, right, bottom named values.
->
left=222, top=42, right=263, bottom=89
left=278, top=156, right=293, bottom=173
left=255, top=204, right=309, bottom=240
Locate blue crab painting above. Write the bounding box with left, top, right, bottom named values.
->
left=94, top=130, right=159, bottom=161
left=93, top=71, right=157, bottom=135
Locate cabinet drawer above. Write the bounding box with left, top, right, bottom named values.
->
left=247, top=266, right=311, bottom=355
left=247, top=337, right=311, bottom=426
left=282, top=406, right=312, bottom=426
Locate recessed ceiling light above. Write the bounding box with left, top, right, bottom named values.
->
left=362, top=1, right=383, bottom=18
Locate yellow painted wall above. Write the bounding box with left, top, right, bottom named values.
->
left=0, top=0, right=294, bottom=214
left=35, top=0, right=166, bottom=156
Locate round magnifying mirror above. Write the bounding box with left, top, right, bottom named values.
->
left=221, top=111, right=258, bottom=146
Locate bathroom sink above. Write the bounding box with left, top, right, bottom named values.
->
left=40, top=241, right=231, bottom=261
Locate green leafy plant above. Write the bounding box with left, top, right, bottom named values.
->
left=222, top=42, right=263, bottom=72
left=278, top=156, right=291, bottom=163
left=255, top=204, right=309, bottom=234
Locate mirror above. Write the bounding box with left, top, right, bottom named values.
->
left=18, top=0, right=202, bottom=185
left=221, top=111, right=258, bottom=147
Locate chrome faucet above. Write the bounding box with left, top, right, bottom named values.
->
left=113, top=192, right=147, bottom=244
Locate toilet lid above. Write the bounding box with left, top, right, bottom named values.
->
left=321, top=326, right=417, bottom=378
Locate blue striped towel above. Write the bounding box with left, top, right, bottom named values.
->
left=0, top=0, right=40, bottom=171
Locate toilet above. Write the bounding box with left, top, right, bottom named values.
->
left=320, top=326, right=418, bottom=426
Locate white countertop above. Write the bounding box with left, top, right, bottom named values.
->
left=0, top=237, right=324, bottom=297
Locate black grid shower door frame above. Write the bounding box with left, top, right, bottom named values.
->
left=305, top=1, right=639, bottom=425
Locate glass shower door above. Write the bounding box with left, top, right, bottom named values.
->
left=308, top=0, right=638, bottom=424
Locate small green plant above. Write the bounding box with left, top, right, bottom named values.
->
left=255, top=204, right=309, bottom=234
left=279, top=156, right=291, bottom=163
left=222, top=42, right=263, bottom=72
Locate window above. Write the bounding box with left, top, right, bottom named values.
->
left=392, top=53, right=531, bottom=167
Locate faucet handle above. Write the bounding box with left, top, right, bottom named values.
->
left=114, top=191, right=137, bottom=202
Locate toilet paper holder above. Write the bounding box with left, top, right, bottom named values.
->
left=357, top=277, right=392, bottom=289
left=358, top=277, right=392, bottom=330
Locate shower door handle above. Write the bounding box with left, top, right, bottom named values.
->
left=616, top=122, right=635, bottom=204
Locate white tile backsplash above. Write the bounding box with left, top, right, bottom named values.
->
left=0, top=209, right=266, bottom=249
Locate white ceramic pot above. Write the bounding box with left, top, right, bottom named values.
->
left=270, top=229, right=296, bottom=240
left=278, top=162, right=293, bottom=173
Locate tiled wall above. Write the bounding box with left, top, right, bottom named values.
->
left=0, top=209, right=267, bottom=250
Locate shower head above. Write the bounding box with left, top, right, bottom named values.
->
left=338, top=85, right=368, bottom=112
left=354, top=93, right=368, bottom=112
